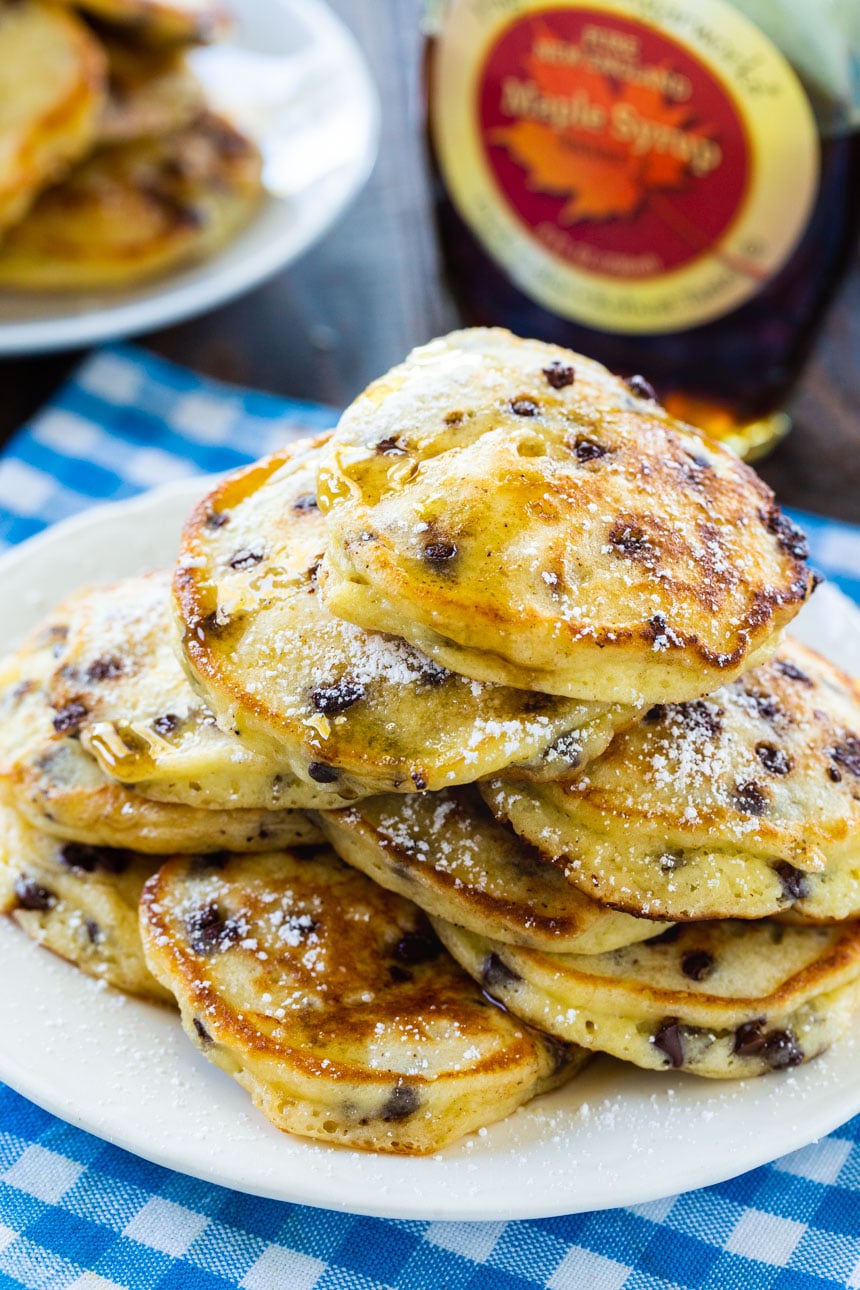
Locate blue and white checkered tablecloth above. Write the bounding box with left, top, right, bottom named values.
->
left=0, top=344, right=859, bottom=1290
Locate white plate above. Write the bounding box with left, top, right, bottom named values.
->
left=0, top=0, right=379, bottom=355
left=1, top=479, right=859, bottom=1222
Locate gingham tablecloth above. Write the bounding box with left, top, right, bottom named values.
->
left=0, top=345, right=859, bottom=1290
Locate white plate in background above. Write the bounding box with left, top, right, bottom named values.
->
left=0, top=479, right=858, bottom=1221
left=0, top=0, right=379, bottom=355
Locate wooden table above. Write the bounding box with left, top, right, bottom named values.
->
left=1, top=0, right=858, bottom=523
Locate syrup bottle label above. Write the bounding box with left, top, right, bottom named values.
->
left=431, top=0, right=819, bottom=334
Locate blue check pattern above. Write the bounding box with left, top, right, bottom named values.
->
left=0, top=344, right=859, bottom=1290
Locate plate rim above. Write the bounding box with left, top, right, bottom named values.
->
left=0, top=0, right=380, bottom=356
left=0, top=478, right=859, bottom=1221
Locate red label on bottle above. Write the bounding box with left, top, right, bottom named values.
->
left=431, top=0, right=819, bottom=333
left=479, top=9, right=749, bottom=280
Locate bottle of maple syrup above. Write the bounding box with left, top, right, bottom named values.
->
left=424, top=0, right=860, bottom=459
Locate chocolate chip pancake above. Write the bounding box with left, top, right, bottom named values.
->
left=0, top=1, right=105, bottom=233
left=316, top=328, right=814, bottom=704
left=140, top=846, right=586, bottom=1154
left=50, top=571, right=352, bottom=811
left=0, top=610, right=320, bottom=854
left=316, top=787, right=662, bottom=954
left=55, top=0, right=228, bottom=45
left=97, top=34, right=203, bottom=144
left=0, top=795, right=170, bottom=1003
left=434, top=916, right=860, bottom=1079
left=482, top=640, right=860, bottom=923
left=174, top=436, right=641, bottom=799
left=0, top=112, right=261, bottom=291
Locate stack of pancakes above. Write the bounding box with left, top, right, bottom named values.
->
left=3, top=328, right=859, bottom=1156
left=0, top=0, right=261, bottom=291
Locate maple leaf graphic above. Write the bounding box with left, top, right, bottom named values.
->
left=489, top=23, right=718, bottom=225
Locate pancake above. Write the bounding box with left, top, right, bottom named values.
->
left=316, top=328, right=814, bottom=705
left=174, top=436, right=641, bottom=799
left=0, top=112, right=261, bottom=291
left=98, top=35, right=203, bottom=143
left=316, top=787, right=662, bottom=954
left=54, top=0, right=228, bottom=45
left=0, top=795, right=170, bottom=1003
left=0, top=1, right=105, bottom=233
left=434, top=917, right=860, bottom=1079
left=50, top=572, right=353, bottom=811
left=0, top=609, right=320, bottom=854
left=139, top=846, right=586, bottom=1154
left=482, top=640, right=860, bottom=924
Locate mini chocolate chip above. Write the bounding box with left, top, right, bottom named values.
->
left=152, top=713, right=180, bottom=736
left=646, top=614, right=670, bottom=642
left=609, top=522, right=648, bottom=555
left=544, top=1035, right=574, bottom=1076
left=228, top=547, right=264, bottom=571
left=745, top=690, right=782, bottom=723
left=524, top=693, right=556, bottom=716
left=573, top=436, right=608, bottom=462
left=678, top=700, right=722, bottom=737
left=192, top=851, right=230, bottom=871
left=204, top=510, right=229, bottom=529
left=542, top=730, right=582, bottom=769
left=643, top=705, right=666, bottom=723
left=193, top=1017, right=213, bottom=1046
left=755, top=742, right=793, bottom=775
left=423, top=540, right=457, bottom=563
left=84, top=918, right=100, bottom=944
left=311, top=680, right=366, bottom=715
left=389, top=965, right=412, bottom=984
left=482, top=952, right=521, bottom=991
left=444, top=410, right=463, bottom=426
left=201, top=609, right=231, bottom=637
left=292, top=493, right=318, bottom=512
left=375, top=436, right=407, bottom=455
left=511, top=398, right=539, bottom=417
left=832, top=738, right=860, bottom=778
left=649, top=925, right=682, bottom=945
left=411, top=772, right=428, bottom=791
left=733, top=1019, right=766, bottom=1056
left=681, top=460, right=710, bottom=486
left=829, top=766, right=843, bottom=783
left=773, top=860, right=810, bottom=901
left=86, top=656, right=123, bottom=682
left=760, top=1029, right=804, bottom=1069
left=653, top=1018, right=684, bottom=1067
left=735, top=781, right=767, bottom=815
left=762, top=508, right=809, bottom=560
left=777, top=660, right=812, bottom=685
left=284, top=913, right=319, bottom=940
left=308, top=762, right=339, bottom=783
left=380, top=1083, right=420, bottom=1122
left=543, top=361, right=575, bottom=389
left=60, top=843, right=129, bottom=875
left=14, top=878, right=55, bottom=911
left=394, top=931, right=441, bottom=965
left=52, top=701, right=88, bottom=735
left=186, top=904, right=241, bottom=954
left=418, top=659, right=450, bottom=686
left=681, top=950, right=714, bottom=981
left=627, top=374, right=657, bottom=401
